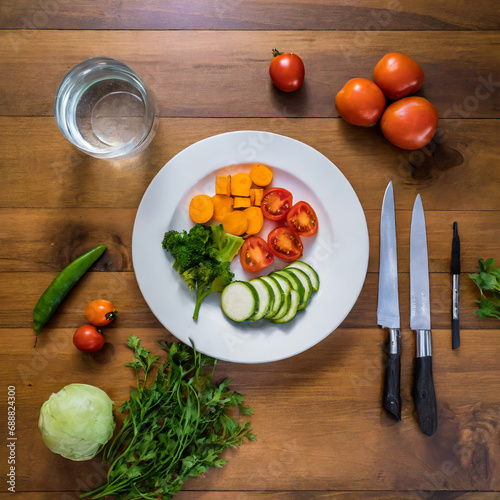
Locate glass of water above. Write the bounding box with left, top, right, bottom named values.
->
left=54, top=57, right=158, bottom=160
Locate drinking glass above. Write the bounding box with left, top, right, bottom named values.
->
left=54, top=57, right=158, bottom=160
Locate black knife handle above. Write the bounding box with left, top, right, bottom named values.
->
left=383, top=352, right=401, bottom=421
left=452, top=318, right=460, bottom=349
left=413, top=356, right=438, bottom=436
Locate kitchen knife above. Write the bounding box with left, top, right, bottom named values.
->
left=410, top=194, right=438, bottom=436
left=377, top=181, right=401, bottom=422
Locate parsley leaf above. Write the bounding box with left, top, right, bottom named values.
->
left=469, top=258, right=500, bottom=320
left=81, top=336, right=254, bottom=500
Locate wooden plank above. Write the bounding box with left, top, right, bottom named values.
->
left=1, top=0, right=499, bottom=30
left=1, top=493, right=498, bottom=499
left=1, top=31, right=499, bottom=118
left=0, top=117, right=499, bottom=211
left=1, top=208, right=498, bottom=274
left=1, top=327, right=498, bottom=493
left=0, top=271, right=495, bottom=330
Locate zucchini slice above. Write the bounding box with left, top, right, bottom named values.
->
left=272, top=290, right=300, bottom=324
left=221, top=281, right=259, bottom=322
left=259, top=276, right=283, bottom=319
left=286, top=261, right=320, bottom=292
left=282, top=267, right=312, bottom=310
left=249, top=278, right=273, bottom=321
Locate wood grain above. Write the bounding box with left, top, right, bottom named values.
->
left=1, top=117, right=499, bottom=211
left=1, top=327, right=498, bottom=494
left=0, top=271, right=495, bottom=331
left=1, top=208, right=499, bottom=274
left=1, top=31, right=499, bottom=118
left=1, top=0, right=500, bottom=30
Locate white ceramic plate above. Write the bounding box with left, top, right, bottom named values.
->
left=132, top=131, right=368, bottom=363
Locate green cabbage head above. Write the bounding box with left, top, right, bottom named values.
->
left=38, top=383, right=115, bottom=461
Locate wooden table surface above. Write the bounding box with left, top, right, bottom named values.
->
left=1, top=1, right=499, bottom=499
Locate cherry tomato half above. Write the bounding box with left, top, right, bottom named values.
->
left=286, top=201, right=318, bottom=237
left=73, top=324, right=105, bottom=352
left=261, top=188, right=293, bottom=221
left=269, top=49, right=305, bottom=92
left=240, top=236, right=274, bottom=273
left=380, top=96, right=438, bottom=150
left=335, top=78, right=386, bottom=126
left=267, top=227, right=303, bottom=262
left=84, top=299, right=117, bottom=326
left=373, top=52, right=424, bottom=101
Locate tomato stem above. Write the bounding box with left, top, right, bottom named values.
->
left=272, top=48, right=284, bottom=57
left=105, top=310, right=118, bottom=321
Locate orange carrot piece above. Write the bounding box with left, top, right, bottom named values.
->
left=249, top=188, right=264, bottom=206
left=215, top=175, right=231, bottom=196
left=211, top=194, right=233, bottom=222
left=233, top=197, right=251, bottom=209
left=243, top=206, right=264, bottom=235
left=222, top=211, right=248, bottom=236
left=189, top=194, right=214, bottom=224
left=230, top=172, right=252, bottom=197
left=249, top=164, right=273, bottom=187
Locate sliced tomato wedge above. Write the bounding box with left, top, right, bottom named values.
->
left=286, top=201, right=318, bottom=237
left=267, top=227, right=303, bottom=262
left=240, top=236, right=274, bottom=273
left=261, top=188, right=293, bottom=221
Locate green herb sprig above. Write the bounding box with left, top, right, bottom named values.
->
left=469, top=258, right=500, bottom=320
left=81, top=336, right=255, bottom=500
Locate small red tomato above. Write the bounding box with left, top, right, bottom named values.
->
left=261, top=188, right=293, bottom=221
left=335, top=78, right=386, bottom=126
left=374, top=52, right=424, bottom=101
left=240, top=236, right=274, bottom=273
left=269, top=49, right=305, bottom=92
left=84, top=299, right=117, bottom=326
left=73, top=324, right=105, bottom=352
left=286, top=201, right=318, bottom=237
left=380, top=96, right=438, bottom=150
left=267, top=227, right=303, bottom=262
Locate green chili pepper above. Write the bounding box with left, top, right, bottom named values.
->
left=33, top=245, right=108, bottom=340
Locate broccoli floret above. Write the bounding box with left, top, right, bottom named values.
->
left=210, top=224, right=244, bottom=262
left=162, top=224, right=211, bottom=273
left=162, top=224, right=240, bottom=320
left=182, top=261, right=233, bottom=320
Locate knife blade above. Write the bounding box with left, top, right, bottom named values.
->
left=451, top=221, right=460, bottom=349
left=410, top=194, right=438, bottom=436
left=377, top=181, right=401, bottom=421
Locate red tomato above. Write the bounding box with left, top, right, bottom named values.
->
left=84, top=299, right=117, bottom=326
left=286, top=201, right=318, bottom=237
left=374, top=52, right=424, bottom=101
left=335, top=78, right=386, bottom=126
left=261, top=188, right=293, bottom=221
left=380, top=97, right=438, bottom=150
left=269, top=49, right=305, bottom=92
left=240, top=236, right=274, bottom=273
left=73, top=324, right=105, bottom=352
left=267, top=227, right=303, bottom=262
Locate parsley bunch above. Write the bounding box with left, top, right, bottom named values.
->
left=469, top=258, right=500, bottom=320
left=82, top=336, right=255, bottom=500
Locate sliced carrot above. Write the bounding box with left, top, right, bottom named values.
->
left=215, top=175, right=231, bottom=196
left=222, top=211, right=248, bottom=236
left=233, top=197, right=251, bottom=209
left=243, top=206, right=264, bottom=235
left=249, top=188, right=264, bottom=206
left=189, top=194, right=214, bottom=224
left=249, top=164, right=273, bottom=187
left=230, top=172, right=252, bottom=197
left=211, top=194, right=233, bottom=222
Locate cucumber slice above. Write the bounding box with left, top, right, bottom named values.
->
left=270, top=288, right=291, bottom=320
left=221, top=281, right=259, bottom=322
left=259, top=276, right=283, bottom=319
left=274, top=270, right=305, bottom=306
left=249, top=279, right=273, bottom=321
left=286, top=261, right=320, bottom=292
left=269, top=272, right=292, bottom=296
left=272, top=290, right=300, bottom=324
left=282, top=268, right=312, bottom=310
